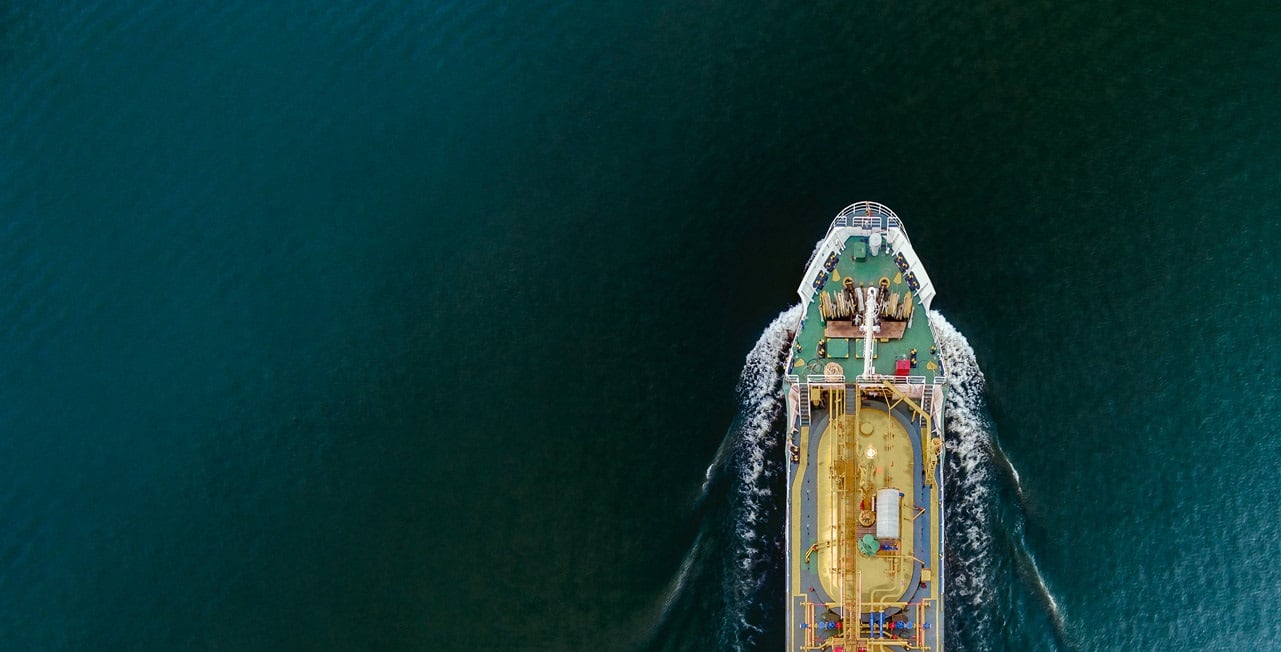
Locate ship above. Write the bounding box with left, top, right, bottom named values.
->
left=784, top=202, right=946, bottom=651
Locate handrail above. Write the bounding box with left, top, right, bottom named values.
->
left=804, top=201, right=905, bottom=270
left=789, top=374, right=941, bottom=388
left=806, top=374, right=846, bottom=385
left=853, top=374, right=930, bottom=385
left=831, top=200, right=906, bottom=239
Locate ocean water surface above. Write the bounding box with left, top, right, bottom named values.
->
left=1, top=1, right=1279, bottom=650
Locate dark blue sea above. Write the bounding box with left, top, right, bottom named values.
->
left=2, top=1, right=1279, bottom=649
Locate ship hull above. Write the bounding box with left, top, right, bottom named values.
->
left=783, top=202, right=946, bottom=651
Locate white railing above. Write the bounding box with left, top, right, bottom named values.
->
left=785, top=372, right=947, bottom=434
left=854, top=374, right=929, bottom=385
left=800, top=202, right=921, bottom=305
left=786, top=373, right=945, bottom=389
left=806, top=374, right=846, bottom=386
left=804, top=201, right=903, bottom=271
left=798, top=201, right=941, bottom=310
left=831, top=200, right=905, bottom=239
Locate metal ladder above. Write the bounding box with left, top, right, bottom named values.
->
left=798, top=383, right=811, bottom=426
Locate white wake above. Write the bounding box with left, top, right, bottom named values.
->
left=722, top=303, right=803, bottom=649
left=931, top=310, right=1069, bottom=649
left=657, top=304, right=1070, bottom=650
left=930, top=309, right=999, bottom=645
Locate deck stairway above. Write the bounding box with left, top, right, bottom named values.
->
left=798, top=383, right=811, bottom=426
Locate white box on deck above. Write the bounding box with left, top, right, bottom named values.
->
left=876, top=488, right=902, bottom=540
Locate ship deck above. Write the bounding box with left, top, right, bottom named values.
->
left=787, top=400, right=942, bottom=651
left=784, top=207, right=945, bottom=652
left=789, top=243, right=943, bottom=383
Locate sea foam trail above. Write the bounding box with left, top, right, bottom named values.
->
left=929, top=310, right=1000, bottom=649
left=931, top=310, right=1070, bottom=651
left=642, top=304, right=802, bottom=652
left=720, top=303, right=804, bottom=650
left=652, top=304, right=1069, bottom=651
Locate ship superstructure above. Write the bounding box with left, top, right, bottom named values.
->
left=784, top=202, right=946, bottom=651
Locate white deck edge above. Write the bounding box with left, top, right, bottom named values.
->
left=795, top=201, right=937, bottom=316
left=783, top=202, right=947, bottom=651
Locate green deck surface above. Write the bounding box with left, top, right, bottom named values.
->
left=792, top=237, right=941, bottom=382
